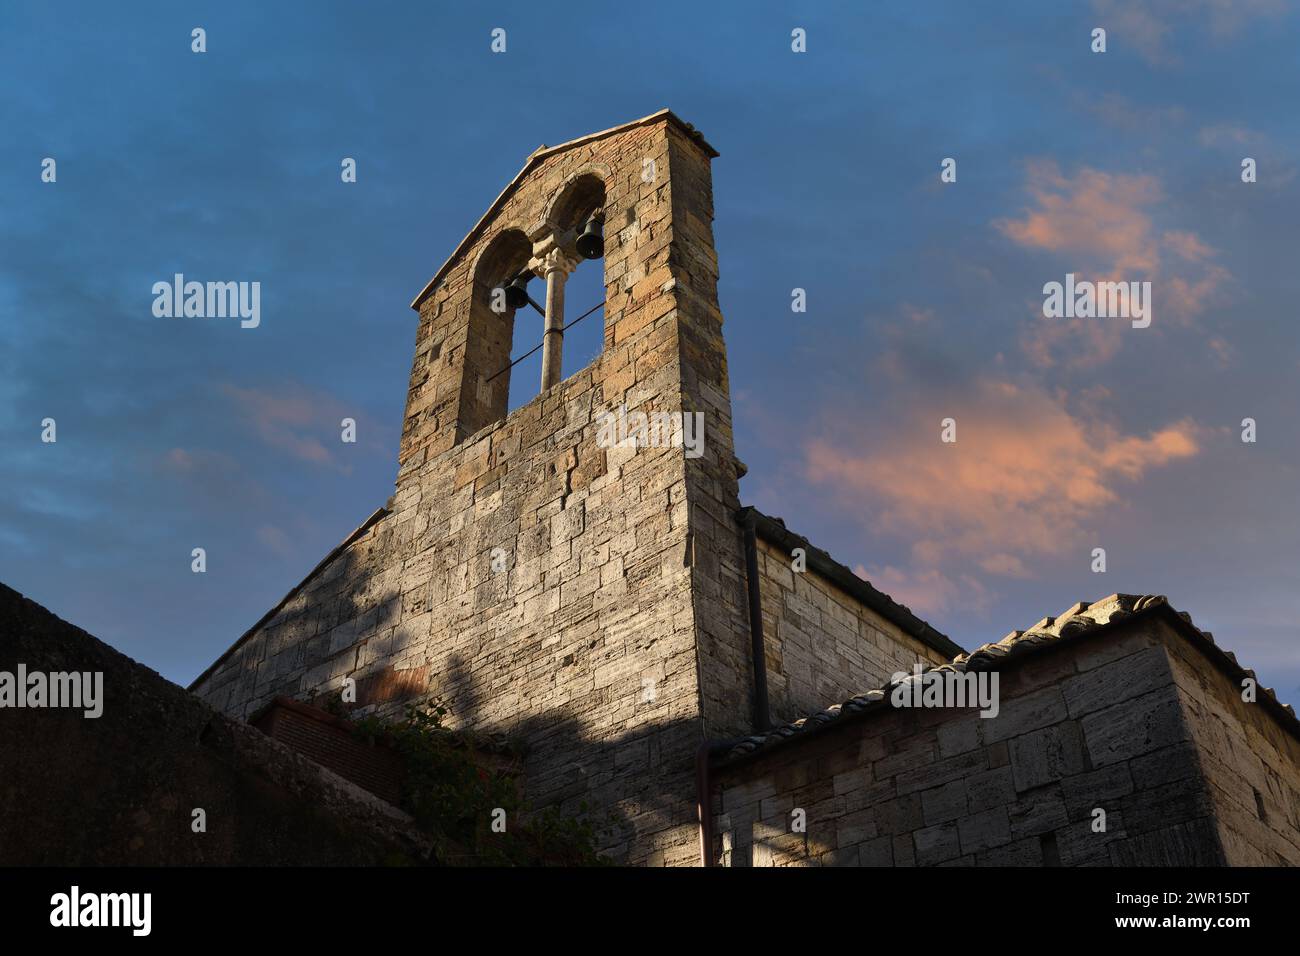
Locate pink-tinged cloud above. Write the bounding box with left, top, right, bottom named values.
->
left=996, top=161, right=1162, bottom=275
left=256, top=524, right=295, bottom=557
left=996, top=161, right=1230, bottom=367
left=1208, top=336, right=1234, bottom=366
left=220, top=383, right=341, bottom=467
left=156, top=446, right=241, bottom=477
left=1091, top=0, right=1286, bottom=66
left=854, top=563, right=993, bottom=619
left=804, top=378, right=1203, bottom=576
left=1162, top=230, right=1214, bottom=263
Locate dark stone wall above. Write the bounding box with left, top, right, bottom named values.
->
left=711, top=616, right=1240, bottom=866
left=191, top=117, right=735, bottom=866
left=0, top=583, right=427, bottom=865
left=1166, top=628, right=1300, bottom=864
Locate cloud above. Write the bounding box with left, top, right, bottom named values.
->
left=162, top=448, right=196, bottom=472
left=803, top=377, right=1203, bottom=581
left=1208, top=336, right=1234, bottom=366
left=1197, top=124, right=1260, bottom=147
left=256, top=524, right=295, bottom=557
left=854, top=563, right=993, bottom=619
left=1092, top=0, right=1287, bottom=66
left=995, top=161, right=1162, bottom=274
left=157, top=447, right=243, bottom=475
left=995, top=161, right=1230, bottom=366
left=1079, top=92, right=1187, bottom=132
left=220, top=383, right=344, bottom=467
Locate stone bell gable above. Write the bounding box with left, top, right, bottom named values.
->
left=190, top=110, right=994, bottom=866
left=190, top=111, right=771, bottom=863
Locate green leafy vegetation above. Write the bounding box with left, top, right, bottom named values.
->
left=343, top=696, right=607, bottom=866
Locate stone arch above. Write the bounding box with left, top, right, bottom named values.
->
left=470, top=225, right=532, bottom=305
left=545, top=168, right=610, bottom=234
left=461, top=227, right=533, bottom=435
left=541, top=169, right=611, bottom=383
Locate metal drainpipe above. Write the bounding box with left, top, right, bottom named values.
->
left=696, top=741, right=715, bottom=866
left=696, top=738, right=742, bottom=867
left=695, top=512, right=773, bottom=867
left=742, top=510, right=772, bottom=732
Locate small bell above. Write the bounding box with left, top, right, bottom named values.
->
left=575, top=213, right=605, bottom=260
left=502, top=272, right=531, bottom=310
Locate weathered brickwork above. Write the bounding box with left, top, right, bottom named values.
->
left=251, top=697, right=407, bottom=807
left=186, top=112, right=1300, bottom=868
left=754, top=536, right=951, bottom=724
left=709, top=612, right=1278, bottom=867
left=1166, top=635, right=1300, bottom=864
left=191, top=113, right=762, bottom=865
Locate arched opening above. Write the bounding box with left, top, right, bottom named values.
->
left=459, top=174, right=608, bottom=418
left=464, top=228, right=532, bottom=435
left=552, top=174, right=609, bottom=386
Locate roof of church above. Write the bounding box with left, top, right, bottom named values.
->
left=715, top=592, right=1300, bottom=766
left=188, top=505, right=389, bottom=691
left=410, top=109, right=718, bottom=310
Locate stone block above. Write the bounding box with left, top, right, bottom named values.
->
left=957, top=806, right=1012, bottom=854
left=913, top=822, right=961, bottom=866
left=1081, top=691, right=1189, bottom=768
left=921, top=779, right=969, bottom=825
left=1009, top=721, right=1087, bottom=791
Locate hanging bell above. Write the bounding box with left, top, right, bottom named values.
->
left=502, top=272, right=531, bottom=310
left=575, top=213, right=605, bottom=260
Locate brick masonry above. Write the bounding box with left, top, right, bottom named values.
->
left=251, top=697, right=406, bottom=807
left=754, top=536, right=951, bottom=724
left=710, top=609, right=1300, bottom=866
left=191, top=113, right=757, bottom=865
left=186, top=112, right=1300, bottom=868
left=1167, top=631, right=1300, bottom=864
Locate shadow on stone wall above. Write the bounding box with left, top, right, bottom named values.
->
left=0, top=582, right=428, bottom=866
left=3, top=580, right=703, bottom=865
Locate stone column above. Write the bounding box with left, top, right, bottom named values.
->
left=536, top=247, right=579, bottom=392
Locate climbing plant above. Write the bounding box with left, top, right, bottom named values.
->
left=346, top=696, right=607, bottom=866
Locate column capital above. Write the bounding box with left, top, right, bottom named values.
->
left=530, top=246, right=580, bottom=280
left=529, top=225, right=581, bottom=280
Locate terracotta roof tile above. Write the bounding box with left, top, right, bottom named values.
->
left=717, top=593, right=1298, bottom=765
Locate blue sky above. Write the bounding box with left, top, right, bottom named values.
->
left=2, top=1, right=1297, bottom=707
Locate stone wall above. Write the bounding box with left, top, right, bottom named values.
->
left=711, top=615, right=1241, bottom=866
left=0, top=584, right=427, bottom=866
left=754, top=536, right=951, bottom=725
left=1166, top=630, right=1300, bottom=864
left=191, top=115, right=748, bottom=865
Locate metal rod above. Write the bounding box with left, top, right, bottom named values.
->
left=484, top=299, right=604, bottom=384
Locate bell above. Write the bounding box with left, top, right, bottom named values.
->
left=575, top=214, right=604, bottom=260
left=502, top=272, right=531, bottom=310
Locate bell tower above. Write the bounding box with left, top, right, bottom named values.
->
left=193, top=111, right=758, bottom=865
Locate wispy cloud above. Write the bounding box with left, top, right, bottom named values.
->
left=256, top=524, right=296, bottom=557
left=996, top=160, right=1230, bottom=366
left=996, top=161, right=1163, bottom=274
left=855, top=562, right=993, bottom=620
left=1092, top=0, right=1287, bottom=66
left=803, top=377, right=1203, bottom=585
left=1078, top=92, right=1188, bottom=132
left=220, top=382, right=348, bottom=468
